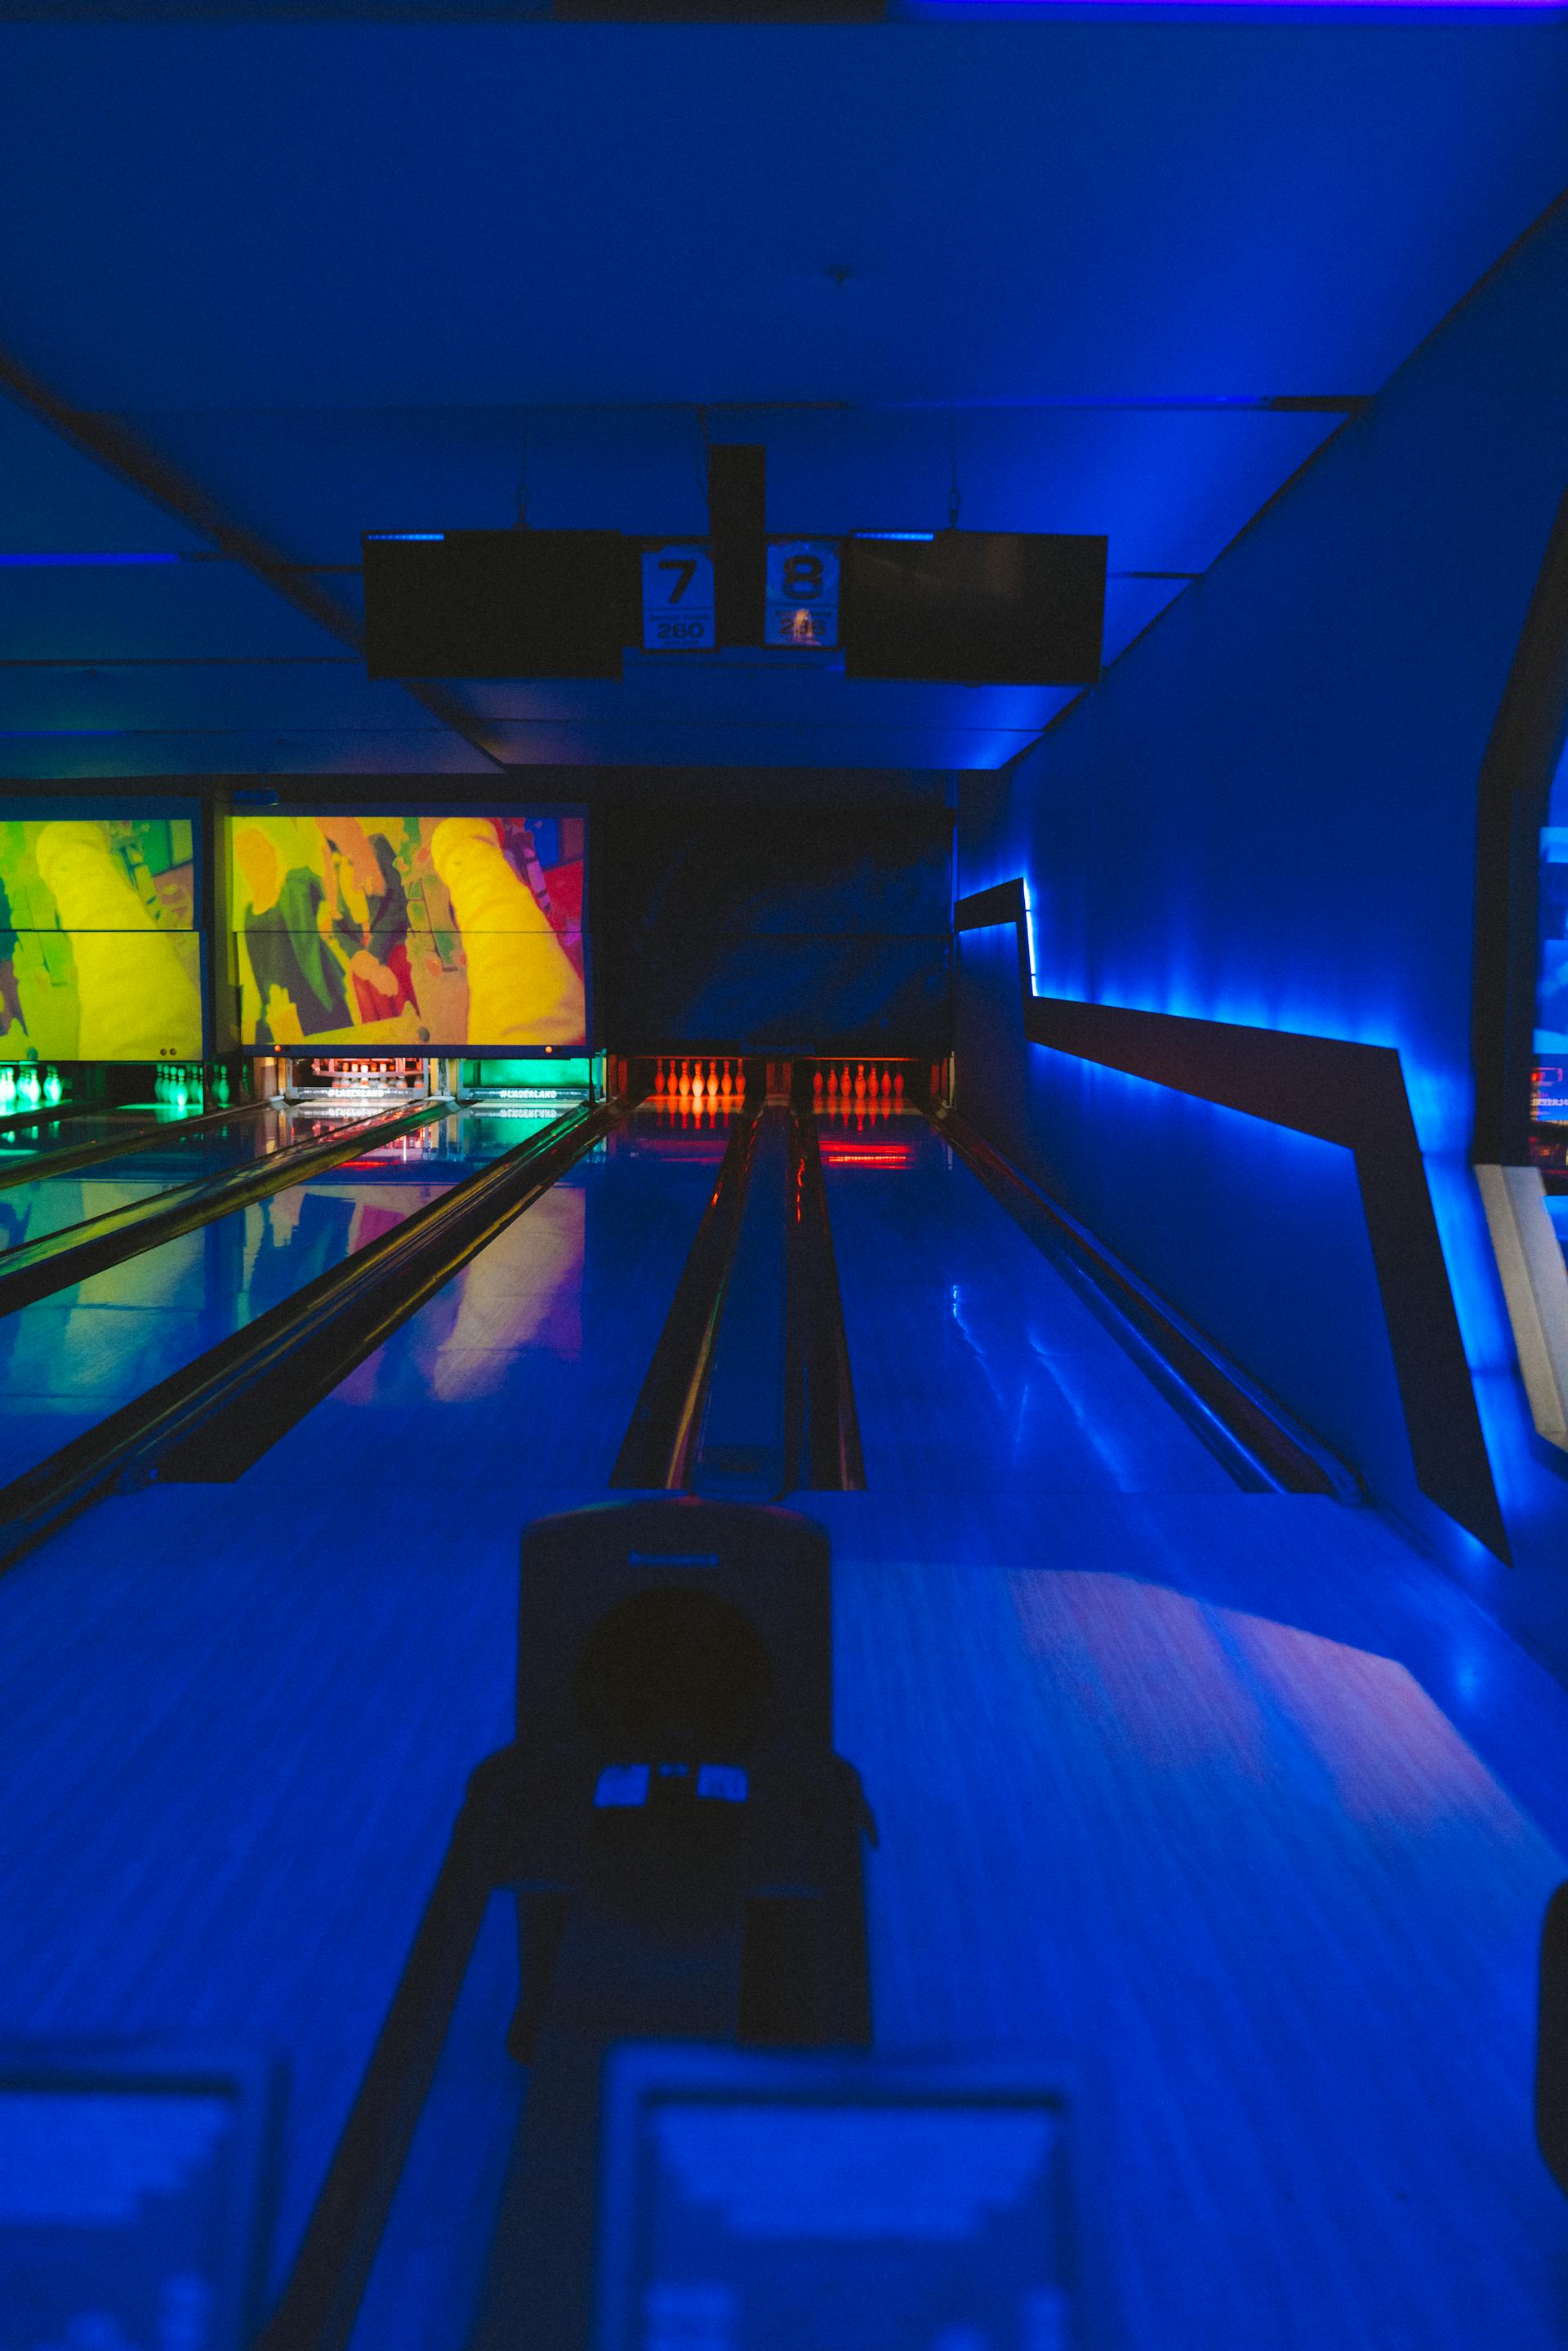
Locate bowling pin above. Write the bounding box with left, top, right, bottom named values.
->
left=880, top=1068, right=891, bottom=1096
left=813, top=1068, right=823, bottom=1098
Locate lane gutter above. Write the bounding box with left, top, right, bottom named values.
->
left=787, top=1107, right=866, bottom=1493
left=609, top=1098, right=762, bottom=1489
left=932, top=1104, right=1361, bottom=1501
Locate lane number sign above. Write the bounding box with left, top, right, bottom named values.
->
left=765, top=539, right=840, bottom=648
left=642, top=544, right=715, bottom=651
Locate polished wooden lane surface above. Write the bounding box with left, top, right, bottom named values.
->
left=1, top=1113, right=1566, bottom=2346
left=821, top=1123, right=1568, bottom=2348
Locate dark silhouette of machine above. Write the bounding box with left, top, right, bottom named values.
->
left=260, top=1497, right=873, bottom=2351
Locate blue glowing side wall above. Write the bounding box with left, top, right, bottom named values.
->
left=956, top=194, right=1568, bottom=1658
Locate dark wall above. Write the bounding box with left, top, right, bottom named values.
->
left=956, top=194, right=1568, bottom=1670
left=595, top=790, right=953, bottom=1053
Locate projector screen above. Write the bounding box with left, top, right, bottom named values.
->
left=229, top=809, right=586, bottom=1053
left=0, top=809, right=201, bottom=1062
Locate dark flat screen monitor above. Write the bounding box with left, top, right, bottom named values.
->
left=843, top=531, right=1106, bottom=686
left=362, top=530, right=634, bottom=679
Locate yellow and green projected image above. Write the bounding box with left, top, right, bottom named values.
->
left=229, top=811, right=586, bottom=1053
left=0, top=815, right=201, bottom=1062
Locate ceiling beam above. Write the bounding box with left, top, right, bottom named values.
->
left=0, top=338, right=506, bottom=769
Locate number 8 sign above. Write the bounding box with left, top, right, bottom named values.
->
left=765, top=539, right=840, bottom=648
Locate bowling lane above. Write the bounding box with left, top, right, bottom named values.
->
left=257, top=1103, right=729, bottom=1496
left=821, top=1112, right=1238, bottom=1498
left=808, top=1115, right=1568, bottom=2347
left=0, top=1100, right=331, bottom=1252
left=0, top=1105, right=726, bottom=2300
left=0, top=1106, right=560, bottom=1488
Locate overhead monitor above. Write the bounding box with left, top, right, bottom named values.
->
left=229, top=808, right=587, bottom=1053
left=0, top=804, right=202, bottom=1062
left=361, top=530, right=635, bottom=679
left=842, top=531, right=1106, bottom=686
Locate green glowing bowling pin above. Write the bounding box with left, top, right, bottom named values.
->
left=43, top=1066, right=61, bottom=1106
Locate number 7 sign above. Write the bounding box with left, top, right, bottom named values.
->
left=641, top=544, right=716, bottom=651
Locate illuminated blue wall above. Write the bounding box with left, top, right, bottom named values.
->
left=957, top=194, right=1568, bottom=1654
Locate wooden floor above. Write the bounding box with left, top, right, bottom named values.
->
left=2, top=1114, right=1567, bottom=2346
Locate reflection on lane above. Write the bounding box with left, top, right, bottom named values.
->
left=0, top=1110, right=558, bottom=1489
left=822, top=1117, right=1236, bottom=1498
left=0, top=1106, right=243, bottom=1170
left=0, top=1100, right=474, bottom=1258
left=0, top=1107, right=308, bottom=1254
left=272, top=1107, right=723, bottom=1493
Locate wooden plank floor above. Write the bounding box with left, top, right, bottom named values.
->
left=2, top=1114, right=1566, bottom=2346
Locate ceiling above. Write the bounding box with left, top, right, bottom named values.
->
left=0, top=12, right=1564, bottom=780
